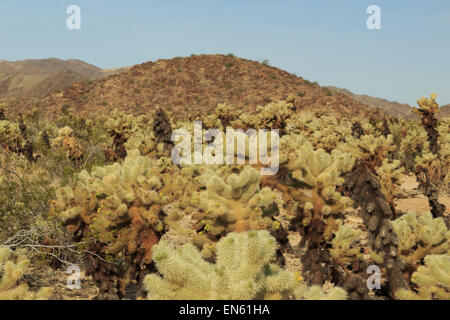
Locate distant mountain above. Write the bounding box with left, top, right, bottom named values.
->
left=441, top=105, right=450, bottom=118
left=325, top=86, right=417, bottom=119
left=11, top=54, right=385, bottom=120
left=0, top=58, right=127, bottom=98
left=326, top=86, right=450, bottom=120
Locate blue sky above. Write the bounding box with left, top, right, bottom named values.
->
left=1, top=0, right=449, bottom=105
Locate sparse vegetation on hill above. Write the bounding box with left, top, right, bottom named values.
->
left=4, top=55, right=386, bottom=121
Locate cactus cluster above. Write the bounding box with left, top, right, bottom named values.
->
left=376, top=159, right=405, bottom=212
left=329, top=224, right=363, bottom=265
left=51, top=126, right=83, bottom=162
left=51, top=150, right=178, bottom=263
left=50, top=150, right=184, bottom=297
left=396, top=254, right=450, bottom=300
left=238, top=100, right=295, bottom=135
left=0, top=248, right=51, bottom=300
left=191, top=166, right=283, bottom=258
left=144, top=230, right=346, bottom=300
left=392, top=211, right=449, bottom=265
left=0, top=120, right=24, bottom=152
left=413, top=94, right=440, bottom=154
left=2, top=93, right=449, bottom=300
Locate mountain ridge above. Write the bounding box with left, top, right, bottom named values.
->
left=0, top=58, right=127, bottom=98
left=326, top=86, right=449, bottom=120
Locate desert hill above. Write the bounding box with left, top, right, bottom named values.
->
left=12, top=54, right=386, bottom=120
left=0, top=58, right=125, bottom=98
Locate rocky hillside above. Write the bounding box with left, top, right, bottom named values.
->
left=10, top=54, right=386, bottom=120
left=0, top=58, right=125, bottom=98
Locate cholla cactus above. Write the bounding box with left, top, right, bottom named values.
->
left=413, top=94, right=440, bottom=154
left=104, top=109, right=172, bottom=158
left=286, top=114, right=351, bottom=151
left=280, top=136, right=354, bottom=232
left=351, top=121, right=365, bottom=138
left=216, top=103, right=241, bottom=128
left=152, top=107, right=174, bottom=155
left=191, top=167, right=282, bottom=256
left=399, top=124, right=428, bottom=170
left=411, top=101, right=448, bottom=223
left=339, top=134, right=396, bottom=171
left=293, top=284, right=348, bottom=300
left=396, top=254, right=450, bottom=300
left=0, top=248, right=51, bottom=300
left=276, top=135, right=355, bottom=284
left=414, top=152, right=442, bottom=187
left=438, top=119, right=450, bottom=191
left=392, top=211, right=449, bottom=265
left=52, top=126, right=83, bottom=161
left=0, top=103, right=6, bottom=120
left=51, top=150, right=182, bottom=297
left=51, top=150, right=177, bottom=263
left=376, top=159, right=405, bottom=212
left=238, top=100, right=294, bottom=135
left=104, top=109, right=148, bottom=138
left=345, top=161, right=407, bottom=295
left=0, top=120, right=24, bottom=152
left=144, top=230, right=299, bottom=300
left=330, top=224, right=363, bottom=265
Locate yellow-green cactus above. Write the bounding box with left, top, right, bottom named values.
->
left=286, top=115, right=351, bottom=152
left=237, top=100, right=294, bottom=134
left=0, top=248, right=51, bottom=300
left=376, top=159, right=405, bottom=209
left=338, top=134, right=396, bottom=170
left=103, top=109, right=172, bottom=158
left=144, top=230, right=299, bottom=300
left=414, top=93, right=440, bottom=114
left=392, top=211, right=449, bottom=265
left=51, top=150, right=179, bottom=265
left=330, top=224, right=363, bottom=265
left=103, top=109, right=148, bottom=138
left=0, top=120, right=24, bottom=152
left=293, top=284, right=348, bottom=300
left=280, top=136, right=354, bottom=235
left=396, top=254, right=449, bottom=300
left=192, top=166, right=281, bottom=251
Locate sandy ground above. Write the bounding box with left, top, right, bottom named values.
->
left=395, top=175, right=450, bottom=214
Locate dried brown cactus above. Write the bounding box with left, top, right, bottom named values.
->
left=152, top=107, right=173, bottom=154
left=345, top=161, right=407, bottom=297
left=352, top=121, right=364, bottom=139
left=414, top=166, right=449, bottom=227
